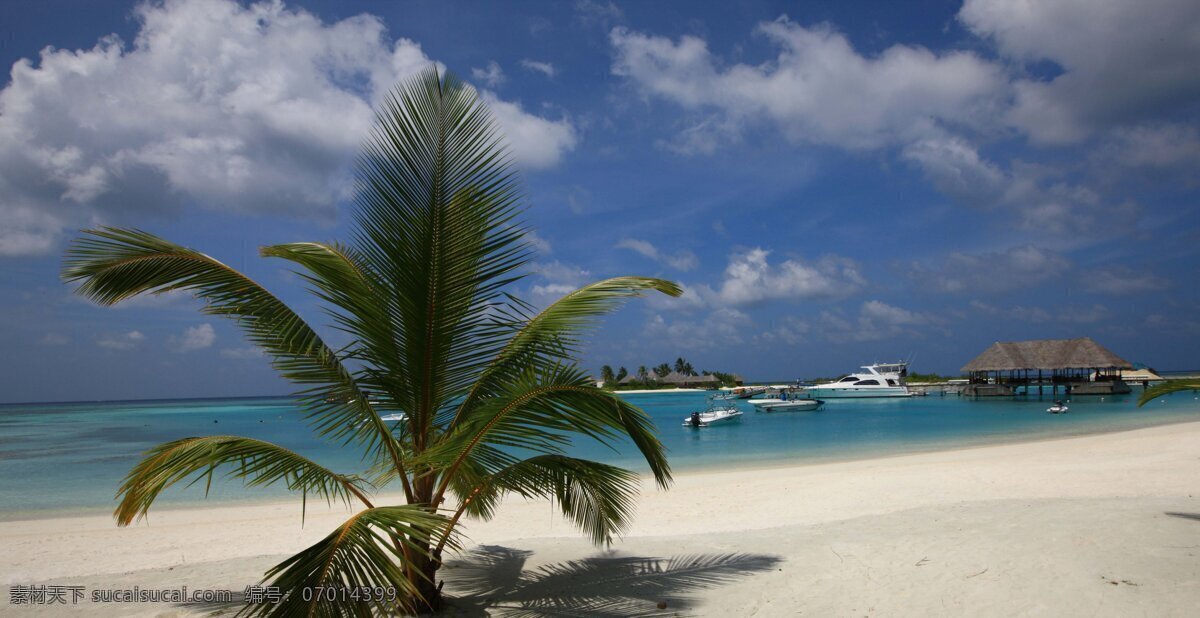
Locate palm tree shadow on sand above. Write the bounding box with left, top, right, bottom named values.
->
left=441, top=545, right=781, bottom=616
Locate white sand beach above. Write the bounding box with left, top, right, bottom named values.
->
left=3, top=421, right=1200, bottom=616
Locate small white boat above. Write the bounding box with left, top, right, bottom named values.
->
left=1047, top=401, right=1069, bottom=414
left=379, top=413, right=407, bottom=422
left=683, top=401, right=743, bottom=427
left=749, top=388, right=807, bottom=411
left=755, top=399, right=824, bottom=413
left=716, top=385, right=767, bottom=400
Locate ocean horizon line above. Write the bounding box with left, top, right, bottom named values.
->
left=4, top=368, right=1200, bottom=407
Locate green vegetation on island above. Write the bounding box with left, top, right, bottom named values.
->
left=599, top=357, right=742, bottom=390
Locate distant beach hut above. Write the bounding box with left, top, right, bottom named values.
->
left=659, top=371, right=689, bottom=386
left=660, top=371, right=718, bottom=388
left=960, top=337, right=1133, bottom=396
left=1119, top=367, right=1164, bottom=384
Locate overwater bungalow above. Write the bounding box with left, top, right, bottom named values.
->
left=961, top=337, right=1133, bottom=397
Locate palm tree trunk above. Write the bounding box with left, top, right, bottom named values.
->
left=408, top=551, right=442, bottom=613
left=405, top=472, right=442, bottom=613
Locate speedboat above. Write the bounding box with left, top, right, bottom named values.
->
left=1047, top=401, right=1069, bottom=414
left=683, top=401, right=743, bottom=427
left=715, top=386, right=763, bottom=400
left=803, top=362, right=914, bottom=399
left=755, top=399, right=824, bottom=413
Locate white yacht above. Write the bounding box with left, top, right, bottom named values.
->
left=803, top=362, right=914, bottom=399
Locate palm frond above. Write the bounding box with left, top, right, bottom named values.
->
left=61, top=228, right=399, bottom=465
left=115, top=436, right=372, bottom=526
left=464, top=455, right=641, bottom=546
left=352, top=67, right=530, bottom=443
left=244, top=506, right=459, bottom=617
left=1138, top=380, right=1200, bottom=406
left=423, top=364, right=671, bottom=507
left=451, top=276, right=682, bottom=428
left=259, top=241, right=416, bottom=497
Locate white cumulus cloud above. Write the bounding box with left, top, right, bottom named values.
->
left=520, top=59, right=556, bottom=78
left=615, top=238, right=698, bottom=271
left=959, top=0, right=1200, bottom=144
left=703, top=248, right=864, bottom=306
left=610, top=17, right=1006, bottom=151
left=471, top=60, right=505, bottom=87
left=907, top=245, right=1071, bottom=294
left=0, top=0, right=577, bottom=256
left=97, top=330, right=145, bottom=350
left=220, top=346, right=265, bottom=359
left=174, top=323, right=216, bottom=352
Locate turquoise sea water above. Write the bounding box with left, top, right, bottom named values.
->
left=2, top=388, right=1198, bottom=519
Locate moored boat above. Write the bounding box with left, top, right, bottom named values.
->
left=1047, top=401, right=1069, bottom=414
left=803, top=362, right=914, bottom=399
left=755, top=399, right=824, bottom=413
left=683, top=400, right=743, bottom=427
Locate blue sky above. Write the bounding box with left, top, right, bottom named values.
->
left=1, top=0, right=1198, bottom=403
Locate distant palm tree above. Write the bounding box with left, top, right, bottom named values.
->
left=637, top=365, right=649, bottom=381
left=63, top=68, right=677, bottom=615
left=1138, top=380, right=1200, bottom=407
left=600, top=365, right=615, bottom=385
left=654, top=363, right=672, bottom=378
left=615, top=366, right=628, bottom=382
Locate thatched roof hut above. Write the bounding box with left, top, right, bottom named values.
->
left=659, top=372, right=719, bottom=387
left=659, top=371, right=689, bottom=385
left=961, top=337, right=1131, bottom=372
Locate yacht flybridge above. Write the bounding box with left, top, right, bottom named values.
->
left=803, top=362, right=914, bottom=399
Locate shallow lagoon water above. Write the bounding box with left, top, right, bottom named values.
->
left=2, top=388, right=1198, bottom=517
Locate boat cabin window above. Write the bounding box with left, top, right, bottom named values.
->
left=886, top=379, right=897, bottom=386
left=854, top=379, right=881, bottom=386
left=838, top=376, right=858, bottom=382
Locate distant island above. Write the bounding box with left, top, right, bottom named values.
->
left=596, top=357, right=742, bottom=390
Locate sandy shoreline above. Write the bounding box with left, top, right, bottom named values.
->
left=4, top=421, right=1200, bottom=615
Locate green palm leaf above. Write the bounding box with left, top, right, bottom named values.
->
left=115, top=436, right=373, bottom=526
left=457, top=455, right=641, bottom=546
left=245, top=505, right=459, bottom=617
left=422, top=364, right=670, bottom=504
left=353, top=68, right=529, bottom=444
left=61, top=229, right=401, bottom=468
left=1138, top=380, right=1200, bottom=406
left=451, top=276, right=682, bottom=428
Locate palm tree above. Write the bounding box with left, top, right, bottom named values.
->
left=600, top=365, right=615, bottom=385
left=615, top=366, right=628, bottom=382
left=62, top=68, right=678, bottom=615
